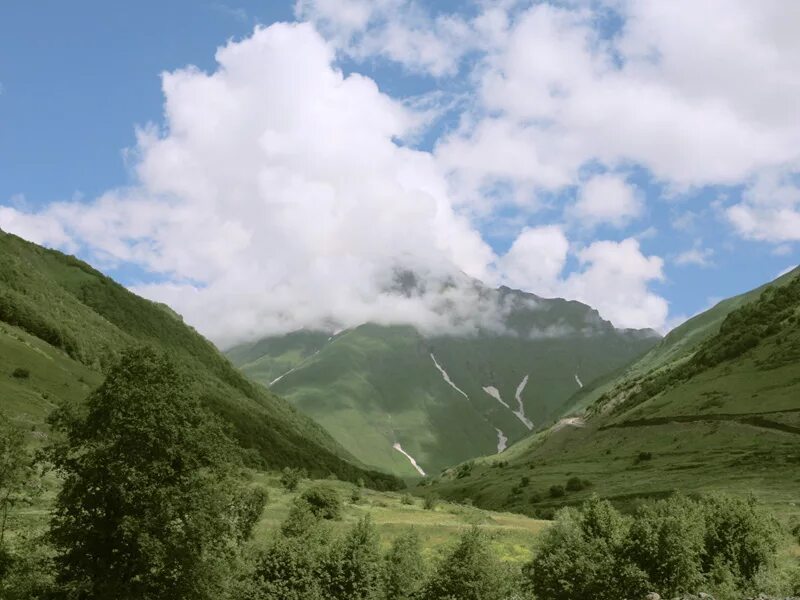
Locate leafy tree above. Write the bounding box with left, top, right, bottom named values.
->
left=382, top=530, right=425, bottom=600
left=524, top=497, right=647, bottom=600
left=300, top=485, right=343, bottom=520
left=422, top=526, right=517, bottom=600
left=246, top=536, right=325, bottom=600
left=46, top=346, right=265, bottom=600
left=318, top=515, right=383, bottom=600
left=281, top=499, right=322, bottom=538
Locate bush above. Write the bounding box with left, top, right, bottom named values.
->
left=636, top=451, right=653, bottom=463
left=248, top=535, right=325, bottom=600
left=423, top=494, right=439, bottom=510
left=520, top=476, right=530, bottom=487
left=300, top=485, right=342, bottom=520
left=10, top=368, right=29, bottom=379
left=566, top=477, right=591, bottom=492
left=523, top=494, right=784, bottom=600
left=280, top=467, right=304, bottom=492
left=318, top=516, right=382, bottom=600
left=400, top=494, right=414, bottom=506
left=549, top=485, right=565, bottom=498
left=350, top=486, right=362, bottom=504
left=422, top=527, right=517, bottom=600
left=382, top=531, right=425, bottom=600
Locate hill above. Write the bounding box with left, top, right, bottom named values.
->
left=228, top=287, right=659, bottom=477
left=0, top=230, right=399, bottom=489
left=428, top=267, right=800, bottom=520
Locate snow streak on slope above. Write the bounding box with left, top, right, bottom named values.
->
left=513, top=376, right=534, bottom=430
left=392, top=443, right=426, bottom=476
left=482, top=385, right=510, bottom=408
left=430, top=354, right=469, bottom=400
left=495, top=428, right=508, bottom=453
left=574, top=373, right=584, bottom=388
left=270, top=350, right=320, bottom=386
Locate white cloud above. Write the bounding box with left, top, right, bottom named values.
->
left=570, top=173, right=642, bottom=228
left=674, top=245, right=714, bottom=268
left=498, top=228, right=668, bottom=331
left=726, top=171, right=800, bottom=242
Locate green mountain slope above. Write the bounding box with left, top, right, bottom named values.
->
left=0, top=230, right=399, bottom=489
left=228, top=288, right=659, bottom=477
left=429, top=267, right=800, bottom=519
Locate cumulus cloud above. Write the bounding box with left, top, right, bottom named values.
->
left=498, top=227, right=668, bottom=331
left=570, top=174, right=642, bottom=228
left=727, top=171, right=800, bottom=243
left=2, top=9, right=701, bottom=342
left=674, top=245, right=715, bottom=268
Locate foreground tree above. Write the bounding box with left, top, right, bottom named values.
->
left=382, top=530, right=425, bottom=600
left=318, top=515, right=383, bottom=600
left=47, top=346, right=266, bottom=600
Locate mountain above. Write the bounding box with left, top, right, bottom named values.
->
left=227, top=286, right=660, bottom=477
left=0, top=230, right=400, bottom=489
left=430, top=267, right=800, bottom=519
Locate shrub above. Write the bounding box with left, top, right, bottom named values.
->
left=280, top=467, right=304, bottom=492
left=382, top=531, right=425, bottom=600
left=549, top=485, right=565, bottom=498
left=248, top=535, right=325, bottom=600
left=422, top=527, right=518, bottom=600
left=350, top=486, right=362, bottom=504
left=423, top=494, right=439, bottom=510
left=318, top=515, right=382, bottom=600
left=10, top=368, right=29, bottom=379
left=566, top=477, right=591, bottom=492
left=300, top=485, right=342, bottom=520
left=400, top=494, right=414, bottom=506
left=520, top=476, right=530, bottom=487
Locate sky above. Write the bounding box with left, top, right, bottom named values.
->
left=1, top=0, right=798, bottom=347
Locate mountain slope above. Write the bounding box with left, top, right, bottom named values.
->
left=228, top=287, right=659, bottom=477
left=430, top=267, right=800, bottom=519
left=0, top=230, right=399, bottom=489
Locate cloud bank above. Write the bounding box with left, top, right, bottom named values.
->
left=3, top=0, right=799, bottom=345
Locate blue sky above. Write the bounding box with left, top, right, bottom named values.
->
left=1, top=1, right=797, bottom=344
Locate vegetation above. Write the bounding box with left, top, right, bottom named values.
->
left=300, top=485, right=343, bottom=520
left=46, top=347, right=266, bottom=599
left=525, top=495, right=787, bottom=600
left=0, top=230, right=400, bottom=489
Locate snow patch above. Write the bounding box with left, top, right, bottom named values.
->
left=482, top=385, right=510, bottom=409
left=513, top=375, right=534, bottom=430
left=574, top=373, right=584, bottom=388
left=270, top=350, right=320, bottom=386
left=430, top=354, right=469, bottom=400
left=393, top=443, right=426, bottom=476
left=495, top=428, right=508, bottom=453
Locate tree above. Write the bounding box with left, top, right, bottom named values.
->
left=280, top=467, right=304, bottom=492
left=0, top=412, right=39, bottom=548
left=47, top=346, right=265, bottom=600
left=300, top=484, right=342, bottom=520
left=318, top=515, right=383, bottom=600
left=422, top=526, right=517, bottom=600
left=382, top=531, right=425, bottom=600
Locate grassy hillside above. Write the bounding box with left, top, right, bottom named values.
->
left=428, top=268, right=800, bottom=521
left=229, top=288, right=659, bottom=477
left=0, top=230, right=399, bottom=489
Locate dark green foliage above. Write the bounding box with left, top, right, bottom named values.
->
left=382, top=531, right=425, bottom=600
left=280, top=467, right=304, bottom=492
left=636, top=451, right=653, bottom=463
left=246, top=536, right=325, bottom=600
left=421, top=526, right=516, bottom=600
left=280, top=499, right=322, bottom=538
left=524, top=494, right=783, bottom=600
left=549, top=485, right=565, bottom=498
left=519, top=476, right=530, bottom=487
left=318, top=515, right=383, bottom=600
left=566, top=477, right=590, bottom=492
left=0, top=531, right=56, bottom=600
left=10, top=368, right=28, bottom=379
left=300, top=485, right=343, bottom=520
left=400, top=494, right=414, bottom=506
left=424, top=494, right=439, bottom=510
left=350, top=486, right=363, bottom=504
left=46, top=347, right=265, bottom=600
left=0, top=412, right=40, bottom=545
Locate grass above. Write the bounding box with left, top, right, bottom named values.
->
left=245, top=474, right=549, bottom=563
